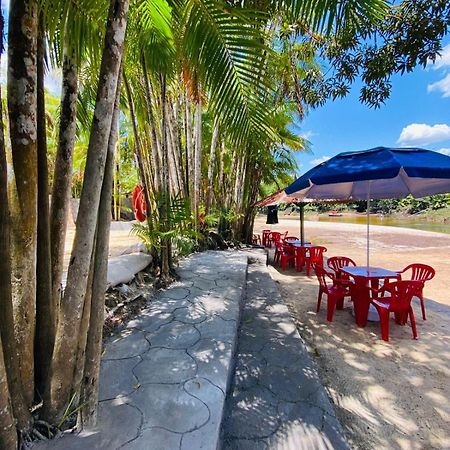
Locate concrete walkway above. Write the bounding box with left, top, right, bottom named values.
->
left=222, top=251, right=349, bottom=450
left=38, top=249, right=348, bottom=450
left=39, top=251, right=247, bottom=450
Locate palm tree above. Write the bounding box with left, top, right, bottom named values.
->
left=0, top=0, right=393, bottom=442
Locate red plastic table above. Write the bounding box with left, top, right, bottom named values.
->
left=340, top=266, right=400, bottom=327
left=291, top=243, right=317, bottom=272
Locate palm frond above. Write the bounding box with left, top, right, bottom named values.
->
left=182, top=0, right=276, bottom=144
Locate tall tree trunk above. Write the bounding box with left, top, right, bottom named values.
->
left=50, top=37, right=78, bottom=313
left=205, top=117, right=219, bottom=214
left=79, top=80, right=120, bottom=428
left=0, top=340, right=17, bottom=450
left=193, top=99, right=202, bottom=224
left=7, top=0, right=38, bottom=407
left=35, top=14, right=54, bottom=398
left=185, top=92, right=194, bottom=199
left=142, top=55, right=161, bottom=191
left=0, top=22, right=32, bottom=430
left=123, top=71, right=152, bottom=212
left=159, top=74, right=171, bottom=281
left=44, top=0, right=129, bottom=423
left=167, top=101, right=185, bottom=196
left=166, top=121, right=178, bottom=195
left=217, top=140, right=225, bottom=209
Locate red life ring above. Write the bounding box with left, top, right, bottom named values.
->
left=132, top=185, right=147, bottom=222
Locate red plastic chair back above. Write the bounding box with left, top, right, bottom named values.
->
left=309, top=246, right=327, bottom=267
left=327, top=256, right=356, bottom=273
left=271, top=232, right=282, bottom=243
left=401, top=264, right=435, bottom=283
left=282, top=243, right=295, bottom=255
left=313, top=265, right=332, bottom=294
left=381, top=280, right=423, bottom=313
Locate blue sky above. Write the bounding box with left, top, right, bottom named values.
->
left=294, top=40, right=450, bottom=174
left=1, top=0, right=449, bottom=172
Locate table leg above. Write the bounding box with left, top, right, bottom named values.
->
left=295, top=248, right=306, bottom=272
left=351, top=279, right=370, bottom=327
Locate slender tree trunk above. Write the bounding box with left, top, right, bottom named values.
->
left=142, top=55, right=161, bottom=191
left=159, top=74, right=171, bottom=281
left=35, top=15, right=54, bottom=398
left=123, top=71, right=152, bottom=212
left=44, top=0, right=129, bottom=423
left=193, top=99, right=202, bottom=223
left=79, top=80, right=120, bottom=428
left=50, top=37, right=78, bottom=312
left=217, top=140, right=225, bottom=209
left=206, top=117, right=219, bottom=214
left=71, top=248, right=95, bottom=406
left=0, top=29, right=32, bottom=431
left=0, top=340, right=17, bottom=450
left=185, top=93, right=194, bottom=199
left=167, top=101, right=185, bottom=196
left=7, top=0, right=38, bottom=407
left=166, top=120, right=178, bottom=195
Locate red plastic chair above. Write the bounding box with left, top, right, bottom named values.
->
left=327, top=256, right=356, bottom=287
left=313, top=265, right=347, bottom=322
left=268, top=231, right=282, bottom=248
left=327, top=256, right=356, bottom=307
left=279, top=244, right=296, bottom=270
left=252, top=234, right=261, bottom=245
left=305, top=246, right=327, bottom=276
left=371, top=280, right=423, bottom=341
left=262, top=229, right=271, bottom=247
left=396, top=263, right=435, bottom=320
left=274, top=241, right=283, bottom=265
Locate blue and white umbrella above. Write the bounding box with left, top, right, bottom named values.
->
left=284, top=147, right=450, bottom=268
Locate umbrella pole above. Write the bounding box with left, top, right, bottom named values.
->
left=300, top=203, right=305, bottom=245
left=367, top=182, right=371, bottom=271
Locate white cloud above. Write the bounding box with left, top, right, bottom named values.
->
left=310, top=155, right=331, bottom=166
left=427, top=73, right=450, bottom=98
left=397, top=123, right=450, bottom=146
left=432, top=44, right=450, bottom=70
left=300, top=131, right=316, bottom=140
left=438, top=148, right=450, bottom=156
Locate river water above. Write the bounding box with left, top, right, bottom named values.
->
left=306, top=214, right=450, bottom=235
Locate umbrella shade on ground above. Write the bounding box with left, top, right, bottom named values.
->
left=284, top=147, right=450, bottom=268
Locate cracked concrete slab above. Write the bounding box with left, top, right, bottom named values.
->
left=103, top=329, right=150, bottom=360
left=222, top=250, right=349, bottom=450
left=134, top=348, right=197, bottom=384
left=36, top=250, right=247, bottom=450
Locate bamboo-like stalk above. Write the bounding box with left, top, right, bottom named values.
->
left=79, top=79, right=120, bottom=428
left=50, top=34, right=79, bottom=314
left=35, top=14, right=54, bottom=398
left=0, top=11, right=32, bottom=429
left=7, top=0, right=38, bottom=407
left=206, top=117, right=219, bottom=214
left=43, top=0, right=129, bottom=423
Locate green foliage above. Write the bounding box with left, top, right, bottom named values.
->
left=131, top=194, right=200, bottom=256
left=283, top=0, right=450, bottom=108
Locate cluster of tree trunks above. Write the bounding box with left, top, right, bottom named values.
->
left=0, top=0, right=130, bottom=445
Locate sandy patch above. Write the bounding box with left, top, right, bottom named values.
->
left=255, top=217, right=450, bottom=449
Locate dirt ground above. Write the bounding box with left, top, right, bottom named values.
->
left=255, top=216, right=450, bottom=450
left=63, top=221, right=140, bottom=272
